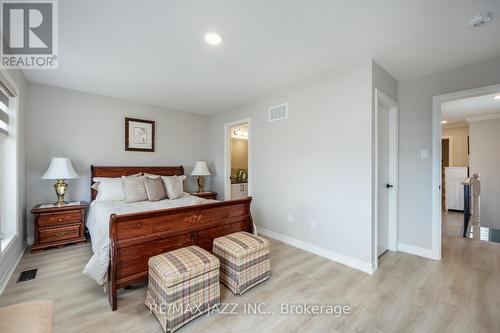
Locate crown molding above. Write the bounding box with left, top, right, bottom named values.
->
left=466, top=113, right=500, bottom=122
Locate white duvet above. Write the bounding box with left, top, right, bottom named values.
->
left=83, top=194, right=215, bottom=285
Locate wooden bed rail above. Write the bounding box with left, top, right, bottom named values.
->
left=108, top=197, right=253, bottom=310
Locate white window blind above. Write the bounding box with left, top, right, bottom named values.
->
left=0, top=88, right=8, bottom=136
left=0, top=75, right=16, bottom=246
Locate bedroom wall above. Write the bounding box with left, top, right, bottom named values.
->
left=469, top=118, right=500, bottom=230
left=0, top=68, right=28, bottom=292
left=442, top=126, right=469, bottom=167
left=208, top=59, right=375, bottom=271
left=398, top=56, right=500, bottom=252
left=26, top=83, right=210, bottom=242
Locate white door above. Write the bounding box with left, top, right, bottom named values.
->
left=377, top=102, right=391, bottom=257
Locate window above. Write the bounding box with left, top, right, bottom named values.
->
left=0, top=88, right=9, bottom=244
left=0, top=89, right=7, bottom=135
left=0, top=75, right=18, bottom=251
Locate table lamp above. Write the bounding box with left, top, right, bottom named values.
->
left=191, top=161, right=211, bottom=193
left=41, top=157, right=79, bottom=206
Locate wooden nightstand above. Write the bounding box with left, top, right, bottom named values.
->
left=190, top=192, right=217, bottom=200
left=31, top=202, right=88, bottom=253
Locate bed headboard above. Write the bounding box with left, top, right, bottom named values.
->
left=90, top=165, right=184, bottom=200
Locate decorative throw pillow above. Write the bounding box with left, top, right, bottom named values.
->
left=144, top=176, right=167, bottom=201
left=122, top=175, right=148, bottom=202
left=161, top=175, right=186, bottom=200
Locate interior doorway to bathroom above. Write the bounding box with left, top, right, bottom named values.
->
left=224, top=119, right=251, bottom=200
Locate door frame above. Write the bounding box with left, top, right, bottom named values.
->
left=374, top=89, right=399, bottom=270
left=224, top=118, right=252, bottom=201
left=441, top=136, right=453, bottom=167
left=431, top=83, right=500, bottom=260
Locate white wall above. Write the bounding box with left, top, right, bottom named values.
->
left=26, top=83, right=210, bottom=241
left=209, top=59, right=375, bottom=270
left=399, top=56, right=500, bottom=250
left=0, top=68, right=28, bottom=292
left=469, top=118, right=500, bottom=230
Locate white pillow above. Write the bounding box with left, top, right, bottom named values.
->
left=161, top=175, right=187, bottom=200
left=93, top=177, right=125, bottom=202
left=143, top=173, right=161, bottom=178
left=92, top=173, right=142, bottom=202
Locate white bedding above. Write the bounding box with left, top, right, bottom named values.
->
left=83, top=193, right=216, bottom=285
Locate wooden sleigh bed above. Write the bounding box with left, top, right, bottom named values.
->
left=90, top=166, right=253, bottom=311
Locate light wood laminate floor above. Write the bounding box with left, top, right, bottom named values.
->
left=1, top=212, right=499, bottom=332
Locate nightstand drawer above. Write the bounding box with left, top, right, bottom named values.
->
left=39, top=225, right=81, bottom=244
left=38, top=210, right=82, bottom=227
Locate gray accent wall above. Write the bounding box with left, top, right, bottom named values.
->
left=26, top=83, right=210, bottom=242
left=398, top=56, right=500, bottom=250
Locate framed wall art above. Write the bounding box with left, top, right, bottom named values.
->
left=125, top=117, right=155, bottom=152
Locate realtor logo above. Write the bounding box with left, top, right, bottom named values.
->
left=1, top=0, right=58, bottom=69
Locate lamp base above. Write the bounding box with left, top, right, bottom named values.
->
left=54, top=179, right=68, bottom=206
left=196, top=176, right=206, bottom=193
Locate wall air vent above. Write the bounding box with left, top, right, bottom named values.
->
left=269, top=103, right=288, bottom=122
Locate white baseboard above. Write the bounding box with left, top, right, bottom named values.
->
left=398, top=243, right=436, bottom=260
left=258, top=227, right=374, bottom=275
left=0, top=238, right=27, bottom=294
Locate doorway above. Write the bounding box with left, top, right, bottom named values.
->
left=432, top=83, right=500, bottom=260
left=224, top=119, right=251, bottom=200
left=374, top=90, right=399, bottom=265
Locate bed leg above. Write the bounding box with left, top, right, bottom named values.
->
left=109, top=284, right=117, bottom=311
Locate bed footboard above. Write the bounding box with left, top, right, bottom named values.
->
left=108, top=197, right=253, bottom=310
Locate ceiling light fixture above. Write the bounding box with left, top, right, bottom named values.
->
left=204, top=32, right=222, bottom=46
left=231, top=127, right=248, bottom=140
left=494, top=94, right=500, bottom=100
left=468, top=13, right=492, bottom=27
left=441, top=120, right=448, bottom=124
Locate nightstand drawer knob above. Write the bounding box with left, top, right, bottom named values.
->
left=58, top=218, right=63, bottom=222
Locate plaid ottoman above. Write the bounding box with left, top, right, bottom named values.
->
left=213, top=232, right=271, bottom=295
left=145, top=246, right=220, bottom=332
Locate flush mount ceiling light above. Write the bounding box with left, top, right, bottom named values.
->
left=441, top=120, right=448, bottom=124
left=204, top=32, right=222, bottom=46
left=468, top=13, right=492, bottom=27
left=231, top=127, right=248, bottom=140
left=494, top=94, right=500, bottom=100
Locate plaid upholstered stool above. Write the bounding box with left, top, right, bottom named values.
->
left=213, top=231, right=271, bottom=295
left=145, top=246, right=220, bottom=333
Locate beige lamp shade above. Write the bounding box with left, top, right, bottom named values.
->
left=41, top=158, right=79, bottom=180
left=191, top=161, right=211, bottom=176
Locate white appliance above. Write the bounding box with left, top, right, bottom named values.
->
left=445, top=167, right=468, bottom=211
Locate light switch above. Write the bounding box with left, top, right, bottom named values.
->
left=420, top=149, right=429, bottom=159
left=310, top=220, right=317, bottom=230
